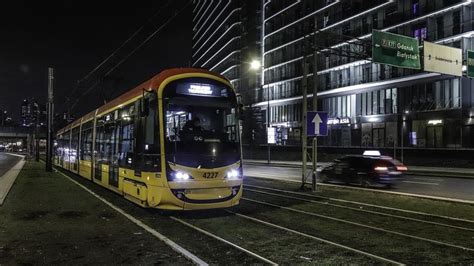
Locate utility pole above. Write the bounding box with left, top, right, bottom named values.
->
left=311, top=26, right=319, bottom=192
left=401, top=115, right=405, bottom=163
left=46, top=67, right=54, bottom=172
left=35, top=105, right=39, bottom=162
left=267, top=83, right=271, bottom=164
left=301, top=38, right=309, bottom=190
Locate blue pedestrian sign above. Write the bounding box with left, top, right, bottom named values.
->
left=307, top=112, right=328, bottom=136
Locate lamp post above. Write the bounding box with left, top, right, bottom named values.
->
left=402, top=111, right=409, bottom=163
left=250, top=59, right=270, bottom=163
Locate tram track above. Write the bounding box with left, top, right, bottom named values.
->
left=244, top=187, right=474, bottom=232
left=225, top=210, right=404, bottom=265
left=51, top=165, right=271, bottom=265
left=169, top=216, right=277, bottom=265
left=241, top=197, right=474, bottom=252
left=54, top=167, right=209, bottom=265
left=245, top=184, right=474, bottom=225
left=50, top=164, right=474, bottom=264
left=53, top=164, right=381, bottom=264
left=55, top=164, right=382, bottom=264
left=231, top=199, right=474, bottom=264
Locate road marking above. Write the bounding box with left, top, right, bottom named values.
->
left=412, top=177, right=441, bottom=182
left=243, top=197, right=474, bottom=252
left=227, top=210, right=404, bottom=265
left=245, top=184, right=474, bottom=224
left=402, top=180, right=439, bottom=186
left=55, top=170, right=208, bottom=266
left=170, top=217, right=278, bottom=265
left=244, top=188, right=474, bottom=232
left=246, top=175, right=474, bottom=205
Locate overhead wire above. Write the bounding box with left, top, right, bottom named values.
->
left=62, top=0, right=174, bottom=112
left=68, top=0, right=192, bottom=112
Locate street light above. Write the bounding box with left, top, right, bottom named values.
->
left=249, top=59, right=271, bottom=164
left=250, top=60, right=261, bottom=71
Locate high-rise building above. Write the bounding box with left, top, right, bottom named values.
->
left=20, top=98, right=45, bottom=127
left=21, top=99, right=30, bottom=127
left=193, top=0, right=474, bottom=152
left=191, top=0, right=262, bottom=104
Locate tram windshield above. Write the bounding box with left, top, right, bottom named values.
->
left=164, top=78, right=240, bottom=168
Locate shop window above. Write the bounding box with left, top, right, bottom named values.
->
left=367, top=92, right=372, bottom=115
left=372, top=91, right=378, bottom=115
left=391, top=88, right=397, bottom=113
left=379, top=90, right=385, bottom=114
left=361, top=93, right=367, bottom=116
left=452, top=79, right=460, bottom=108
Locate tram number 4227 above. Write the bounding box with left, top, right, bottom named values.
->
left=202, top=172, right=218, bottom=179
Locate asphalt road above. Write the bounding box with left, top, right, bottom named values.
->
left=0, top=153, right=22, bottom=177
left=243, top=164, right=474, bottom=202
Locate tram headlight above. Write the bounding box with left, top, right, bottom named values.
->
left=226, top=169, right=240, bottom=179
left=175, top=171, right=190, bottom=180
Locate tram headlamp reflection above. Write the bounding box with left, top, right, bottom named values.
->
left=226, top=170, right=239, bottom=179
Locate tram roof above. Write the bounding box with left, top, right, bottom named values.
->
left=57, top=68, right=230, bottom=135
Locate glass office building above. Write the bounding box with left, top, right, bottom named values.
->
left=194, top=0, right=474, bottom=150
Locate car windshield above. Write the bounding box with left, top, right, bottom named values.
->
left=164, top=79, right=240, bottom=168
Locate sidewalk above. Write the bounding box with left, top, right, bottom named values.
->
left=243, top=159, right=474, bottom=178
left=0, top=161, right=190, bottom=265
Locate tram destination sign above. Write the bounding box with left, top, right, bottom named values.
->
left=468, top=50, right=474, bottom=78
left=372, top=30, right=421, bottom=69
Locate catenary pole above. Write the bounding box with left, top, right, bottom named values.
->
left=312, top=26, right=318, bottom=192
left=301, top=37, right=308, bottom=189
left=46, top=67, right=54, bottom=172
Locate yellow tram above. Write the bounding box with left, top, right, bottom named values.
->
left=54, top=68, right=243, bottom=210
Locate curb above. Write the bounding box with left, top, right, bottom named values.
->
left=246, top=175, right=474, bottom=205
left=0, top=157, right=26, bottom=206
left=243, top=161, right=474, bottom=180
left=405, top=171, right=474, bottom=179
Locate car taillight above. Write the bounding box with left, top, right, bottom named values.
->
left=374, top=166, right=388, bottom=172
left=397, top=165, right=408, bottom=171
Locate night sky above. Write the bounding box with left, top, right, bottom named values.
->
left=0, top=0, right=192, bottom=121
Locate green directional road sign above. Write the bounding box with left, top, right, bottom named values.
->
left=372, top=30, right=421, bottom=69
left=468, top=50, right=474, bottom=78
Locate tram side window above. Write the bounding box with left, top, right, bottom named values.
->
left=55, top=134, right=63, bottom=159
left=81, top=121, right=93, bottom=161
left=119, top=104, right=135, bottom=168
left=63, top=130, right=71, bottom=162
left=97, top=113, right=116, bottom=164
left=71, top=127, right=79, bottom=163
left=95, top=124, right=105, bottom=163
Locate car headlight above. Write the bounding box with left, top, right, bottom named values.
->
left=227, top=169, right=240, bottom=179
left=175, top=171, right=190, bottom=180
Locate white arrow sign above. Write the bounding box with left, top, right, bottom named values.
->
left=312, top=113, right=322, bottom=135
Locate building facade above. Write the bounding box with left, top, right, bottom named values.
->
left=191, top=0, right=262, bottom=104
left=193, top=0, right=474, bottom=150
left=21, top=98, right=46, bottom=128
